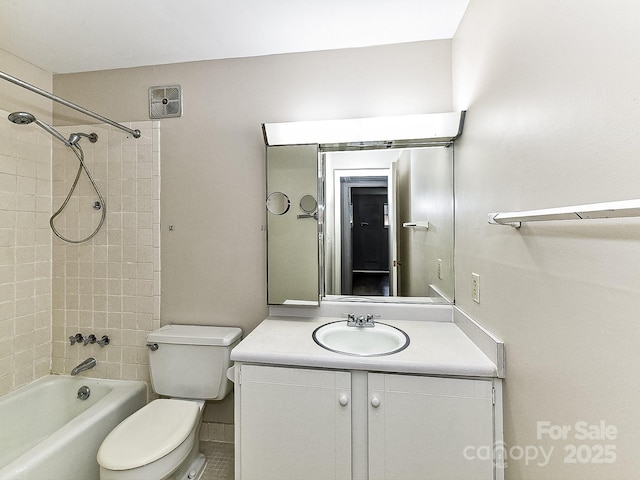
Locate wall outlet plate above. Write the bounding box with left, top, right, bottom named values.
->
left=472, top=273, right=480, bottom=303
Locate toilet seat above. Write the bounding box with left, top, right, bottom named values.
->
left=97, top=399, right=199, bottom=471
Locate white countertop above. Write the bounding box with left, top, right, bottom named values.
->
left=231, top=315, right=499, bottom=378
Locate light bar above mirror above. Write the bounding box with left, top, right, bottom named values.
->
left=263, top=111, right=465, bottom=150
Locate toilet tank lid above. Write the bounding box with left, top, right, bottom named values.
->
left=147, top=325, right=242, bottom=346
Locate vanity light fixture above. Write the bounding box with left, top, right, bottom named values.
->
left=262, top=111, right=465, bottom=149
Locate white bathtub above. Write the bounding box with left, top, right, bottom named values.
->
left=0, top=375, right=147, bottom=480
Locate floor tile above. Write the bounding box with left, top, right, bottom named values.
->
left=201, top=441, right=234, bottom=480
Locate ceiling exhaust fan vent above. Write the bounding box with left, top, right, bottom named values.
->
left=149, top=85, right=182, bottom=119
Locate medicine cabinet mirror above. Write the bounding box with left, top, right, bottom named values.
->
left=266, top=145, right=320, bottom=305
left=264, top=112, right=464, bottom=306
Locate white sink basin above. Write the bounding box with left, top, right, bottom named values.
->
left=312, top=321, right=409, bottom=356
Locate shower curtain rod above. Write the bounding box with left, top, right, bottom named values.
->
left=0, top=70, right=141, bottom=138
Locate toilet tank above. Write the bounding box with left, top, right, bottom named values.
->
left=147, top=325, right=242, bottom=400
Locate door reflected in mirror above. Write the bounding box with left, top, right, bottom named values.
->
left=323, top=147, right=453, bottom=303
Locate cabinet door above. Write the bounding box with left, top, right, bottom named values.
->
left=266, top=144, right=320, bottom=305
left=368, top=373, right=495, bottom=480
left=237, top=365, right=351, bottom=480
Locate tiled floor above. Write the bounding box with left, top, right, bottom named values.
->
left=201, top=441, right=234, bottom=480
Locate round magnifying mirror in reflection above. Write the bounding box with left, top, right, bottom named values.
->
left=300, top=194, right=317, bottom=213
left=266, top=192, right=291, bottom=215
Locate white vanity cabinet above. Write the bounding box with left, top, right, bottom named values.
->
left=235, top=365, right=352, bottom=480
left=234, top=364, right=501, bottom=480
left=367, top=373, right=495, bottom=480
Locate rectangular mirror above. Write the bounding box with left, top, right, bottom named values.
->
left=264, top=112, right=463, bottom=305
left=323, top=146, right=454, bottom=302
left=266, top=144, right=320, bottom=305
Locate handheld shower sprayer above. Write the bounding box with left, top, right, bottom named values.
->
left=7, top=111, right=34, bottom=125
left=8, top=111, right=72, bottom=146
left=8, top=112, right=98, bottom=146
left=7, top=111, right=105, bottom=243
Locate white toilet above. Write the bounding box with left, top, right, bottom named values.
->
left=97, top=325, right=242, bottom=480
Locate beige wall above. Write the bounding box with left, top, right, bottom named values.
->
left=53, top=40, right=453, bottom=335
left=0, top=51, right=53, bottom=396
left=0, top=49, right=52, bottom=122
left=453, top=1, right=640, bottom=478
left=0, top=107, right=52, bottom=396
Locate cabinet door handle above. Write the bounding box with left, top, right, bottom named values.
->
left=339, top=394, right=349, bottom=406
left=371, top=396, right=380, bottom=408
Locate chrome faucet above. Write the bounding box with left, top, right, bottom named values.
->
left=71, top=357, right=96, bottom=376
left=346, top=314, right=376, bottom=327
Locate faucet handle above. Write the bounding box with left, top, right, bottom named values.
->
left=69, top=333, right=84, bottom=345
left=364, top=314, right=379, bottom=327
left=97, top=335, right=110, bottom=347
left=84, top=334, right=96, bottom=345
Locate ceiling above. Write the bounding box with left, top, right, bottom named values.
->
left=0, top=0, right=469, bottom=74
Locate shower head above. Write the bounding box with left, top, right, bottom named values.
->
left=8, top=111, right=36, bottom=125
left=8, top=111, right=71, bottom=147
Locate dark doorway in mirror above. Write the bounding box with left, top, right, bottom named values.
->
left=352, top=187, right=389, bottom=272
left=341, top=179, right=391, bottom=296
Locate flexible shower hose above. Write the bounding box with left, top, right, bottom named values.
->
left=50, top=142, right=106, bottom=243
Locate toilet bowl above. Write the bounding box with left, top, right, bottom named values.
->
left=97, top=325, right=242, bottom=480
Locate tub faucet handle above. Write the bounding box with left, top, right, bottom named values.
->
left=69, top=333, right=84, bottom=345
left=84, top=334, right=97, bottom=345
left=97, top=335, right=110, bottom=347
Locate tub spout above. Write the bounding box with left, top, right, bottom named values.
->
left=71, top=357, right=96, bottom=376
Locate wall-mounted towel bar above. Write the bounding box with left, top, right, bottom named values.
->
left=402, top=221, right=429, bottom=229
left=489, top=199, right=640, bottom=228
left=297, top=213, right=318, bottom=220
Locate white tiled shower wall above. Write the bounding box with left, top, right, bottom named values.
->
left=0, top=111, right=160, bottom=397
left=0, top=108, right=52, bottom=396
left=50, top=121, right=160, bottom=389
